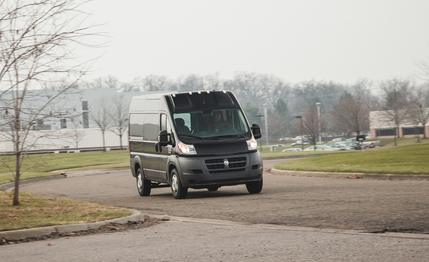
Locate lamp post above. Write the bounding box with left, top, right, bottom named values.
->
left=263, top=107, right=269, bottom=146
left=295, top=115, right=304, bottom=150
left=315, top=102, right=321, bottom=143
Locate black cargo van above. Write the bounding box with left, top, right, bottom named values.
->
left=128, top=91, right=263, bottom=198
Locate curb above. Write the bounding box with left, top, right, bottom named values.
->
left=0, top=174, right=67, bottom=191
left=270, top=168, right=429, bottom=180
left=0, top=167, right=129, bottom=192
left=0, top=209, right=142, bottom=242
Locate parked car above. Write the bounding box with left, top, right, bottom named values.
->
left=282, top=147, right=303, bottom=152
left=291, top=140, right=310, bottom=147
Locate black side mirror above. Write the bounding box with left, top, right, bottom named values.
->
left=158, top=130, right=171, bottom=146
left=251, top=124, right=262, bottom=139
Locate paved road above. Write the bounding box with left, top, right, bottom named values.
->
left=1, top=219, right=428, bottom=262
left=22, top=159, right=429, bottom=233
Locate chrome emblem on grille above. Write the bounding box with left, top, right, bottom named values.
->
left=223, top=159, right=229, bottom=168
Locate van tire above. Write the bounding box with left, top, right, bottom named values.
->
left=207, top=186, right=219, bottom=192
left=170, top=168, right=188, bottom=199
left=136, top=168, right=151, bottom=196
left=246, top=179, right=263, bottom=194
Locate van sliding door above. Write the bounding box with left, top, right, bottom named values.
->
left=141, top=113, right=162, bottom=181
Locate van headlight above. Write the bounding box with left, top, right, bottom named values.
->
left=177, top=142, right=197, bottom=155
left=247, top=138, right=258, bottom=151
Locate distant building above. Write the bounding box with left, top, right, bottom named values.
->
left=369, top=110, right=429, bottom=138
left=0, top=87, right=144, bottom=152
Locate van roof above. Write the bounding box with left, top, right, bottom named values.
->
left=129, top=90, right=233, bottom=113
left=131, top=90, right=229, bottom=100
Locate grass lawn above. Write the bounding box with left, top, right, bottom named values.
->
left=274, top=142, right=429, bottom=175
left=0, top=191, right=131, bottom=231
left=0, top=151, right=129, bottom=185
left=261, top=150, right=335, bottom=159
left=0, top=148, right=331, bottom=185
left=3, top=139, right=424, bottom=185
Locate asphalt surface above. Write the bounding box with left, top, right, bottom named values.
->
left=1, top=220, right=428, bottom=262
left=21, top=159, right=429, bottom=233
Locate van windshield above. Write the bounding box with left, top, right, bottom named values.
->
left=173, top=108, right=250, bottom=140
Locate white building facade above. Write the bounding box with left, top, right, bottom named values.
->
left=369, top=109, right=429, bottom=138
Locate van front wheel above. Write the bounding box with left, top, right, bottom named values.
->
left=246, top=179, right=263, bottom=194
left=170, top=169, right=188, bottom=199
left=136, top=168, right=151, bottom=196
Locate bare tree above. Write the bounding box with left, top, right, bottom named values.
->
left=381, top=79, right=412, bottom=146
left=332, top=82, right=370, bottom=136
left=109, top=94, right=128, bottom=149
left=0, top=0, right=93, bottom=205
left=407, top=85, right=429, bottom=139
left=68, top=115, right=85, bottom=148
left=302, top=106, right=320, bottom=149
left=91, top=100, right=111, bottom=151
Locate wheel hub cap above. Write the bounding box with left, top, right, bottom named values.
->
left=137, top=173, right=142, bottom=189
left=171, top=175, right=178, bottom=193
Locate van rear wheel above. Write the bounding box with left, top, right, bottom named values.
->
left=246, top=179, right=263, bottom=194
left=170, top=169, right=188, bottom=199
left=136, top=168, right=151, bottom=196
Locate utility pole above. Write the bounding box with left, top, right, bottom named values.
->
left=315, top=102, right=321, bottom=143
left=264, top=107, right=269, bottom=146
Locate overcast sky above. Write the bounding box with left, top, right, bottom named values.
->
left=82, top=0, right=429, bottom=83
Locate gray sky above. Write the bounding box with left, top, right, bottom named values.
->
left=82, top=0, right=429, bottom=83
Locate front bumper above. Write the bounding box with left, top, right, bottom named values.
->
left=177, top=151, right=263, bottom=188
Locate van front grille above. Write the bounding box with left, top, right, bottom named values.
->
left=205, top=157, right=247, bottom=174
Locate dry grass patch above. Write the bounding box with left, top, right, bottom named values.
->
left=0, top=191, right=131, bottom=231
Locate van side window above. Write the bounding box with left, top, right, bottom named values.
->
left=160, top=114, right=167, bottom=132
left=142, top=113, right=159, bottom=141
left=174, top=113, right=191, bottom=129
left=129, top=114, right=144, bottom=137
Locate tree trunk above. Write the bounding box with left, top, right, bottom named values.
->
left=119, top=133, right=123, bottom=150
left=394, top=126, right=399, bottom=146
left=102, top=130, right=106, bottom=151
left=13, top=108, right=21, bottom=206
left=13, top=151, right=21, bottom=206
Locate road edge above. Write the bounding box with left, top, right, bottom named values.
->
left=270, top=168, right=429, bottom=180
left=158, top=215, right=429, bottom=240
left=0, top=174, right=67, bottom=191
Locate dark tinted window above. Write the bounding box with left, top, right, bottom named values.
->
left=82, top=112, right=89, bottom=128
left=129, top=114, right=144, bottom=137
left=60, top=119, right=67, bottom=129
left=376, top=128, right=396, bottom=136
left=142, top=114, right=159, bottom=141
left=172, top=92, right=237, bottom=113
left=402, top=127, right=424, bottom=135
left=82, top=101, right=88, bottom=111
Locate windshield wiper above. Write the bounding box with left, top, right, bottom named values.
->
left=178, top=134, right=202, bottom=140
left=207, top=134, right=247, bottom=140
